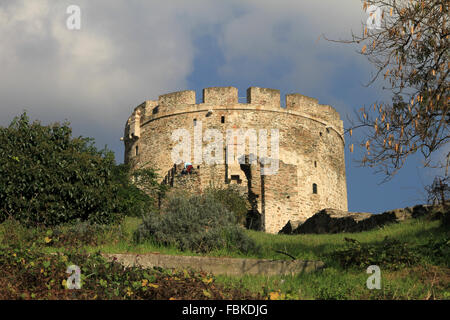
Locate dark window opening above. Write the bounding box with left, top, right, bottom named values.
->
left=319, top=132, right=322, bottom=137
left=231, top=175, right=242, bottom=184
left=197, top=165, right=200, bottom=169
left=135, top=146, right=139, bottom=156
left=221, top=116, right=225, bottom=123
left=152, top=106, right=159, bottom=114
left=313, top=183, right=317, bottom=194
left=193, top=119, right=197, bottom=126
left=314, top=161, right=317, bottom=168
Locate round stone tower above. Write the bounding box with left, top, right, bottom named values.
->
left=123, top=86, right=348, bottom=233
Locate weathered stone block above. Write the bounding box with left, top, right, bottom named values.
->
left=103, top=253, right=325, bottom=276
left=286, top=93, right=318, bottom=110
left=159, top=90, right=196, bottom=106
left=247, top=87, right=280, bottom=107
left=203, top=87, right=238, bottom=105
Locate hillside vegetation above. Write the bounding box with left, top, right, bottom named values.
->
left=1, top=213, right=448, bottom=299
left=0, top=114, right=448, bottom=300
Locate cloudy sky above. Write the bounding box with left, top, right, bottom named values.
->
left=0, top=0, right=445, bottom=213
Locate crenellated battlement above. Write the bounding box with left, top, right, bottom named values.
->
left=125, top=86, right=344, bottom=139
left=159, top=90, right=196, bottom=106
left=247, top=87, right=280, bottom=107
left=203, top=87, right=238, bottom=105
left=286, top=93, right=319, bottom=109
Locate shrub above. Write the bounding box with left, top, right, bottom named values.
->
left=0, top=218, right=127, bottom=248
left=418, top=237, right=450, bottom=267
left=134, top=192, right=260, bottom=254
left=49, top=221, right=127, bottom=248
left=441, top=210, right=450, bottom=228
left=330, top=237, right=420, bottom=270
left=204, top=185, right=249, bottom=225
left=0, top=113, right=123, bottom=226
left=0, top=218, right=39, bottom=247
left=114, top=165, right=166, bottom=218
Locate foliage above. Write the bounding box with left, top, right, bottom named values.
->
left=0, top=218, right=127, bottom=249
left=0, top=245, right=260, bottom=300
left=134, top=192, right=260, bottom=254
left=217, top=264, right=450, bottom=300
left=329, top=1, right=449, bottom=179
left=331, top=233, right=449, bottom=270
left=0, top=113, right=123, bottom=226
left=204, top=185, right=249, bottom=226
left=0, top=215, right=448, bottom=300
left=331, top=237, right=421, bottom=270
left=442, top=210, right=450, bottom=227
left=114, top=164, right=167, bottom=218
left=418, top=236, right=450, bottom=266
left=131, top=167, right=167, bottom=198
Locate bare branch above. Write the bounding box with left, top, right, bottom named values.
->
left=328, top=0, right=449, bottom=181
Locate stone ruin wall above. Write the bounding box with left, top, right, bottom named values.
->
left=124, top=86, right=348, bottom=233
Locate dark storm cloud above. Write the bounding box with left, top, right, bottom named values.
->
left=0, top=0, right=368, bottom=158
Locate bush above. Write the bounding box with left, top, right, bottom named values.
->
left=0, top=216, right=127, bottom=249
left=134, top=192, right=259, bottom=254
left=49, top=221, right=127, bottom=248
left=441, top=211, right=450, bottom=228
left=0, top=113, right=124, bottom=226
left=418, top=237, right=450, bottom=267
left=114, top=165, right=166, bottom=218
left=330, top=237, right=420, bottom=270
left=204, top=185, right=249, bottom=225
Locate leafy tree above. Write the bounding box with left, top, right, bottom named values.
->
left=115, top=164, right=167, bottom=218
left=328, top=1, right=449, bottom=180
left=0, top=113, right=126, bottom=226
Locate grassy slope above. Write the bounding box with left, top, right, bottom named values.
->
left=1, top=216, right=449, bottom=299
left=217, top=219, right=449, bottom=299
left=39, top=216, right=447, bottom=262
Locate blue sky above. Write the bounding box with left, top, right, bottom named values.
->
left=0, top=0, right=445, bottom=213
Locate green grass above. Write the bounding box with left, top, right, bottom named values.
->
left=0, top=215, right=447, bottom=261
left=214, top=264, right=450, bottom=300
left=245, top=218, right=446, bottom=262
left=212, top=218, right=449, bottom=299
left=1, top=215, right=448, bottom=299
left=79, top=217, right=449, bottom=264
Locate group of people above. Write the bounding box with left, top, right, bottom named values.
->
left=181, top=162, right=194, bottom=175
